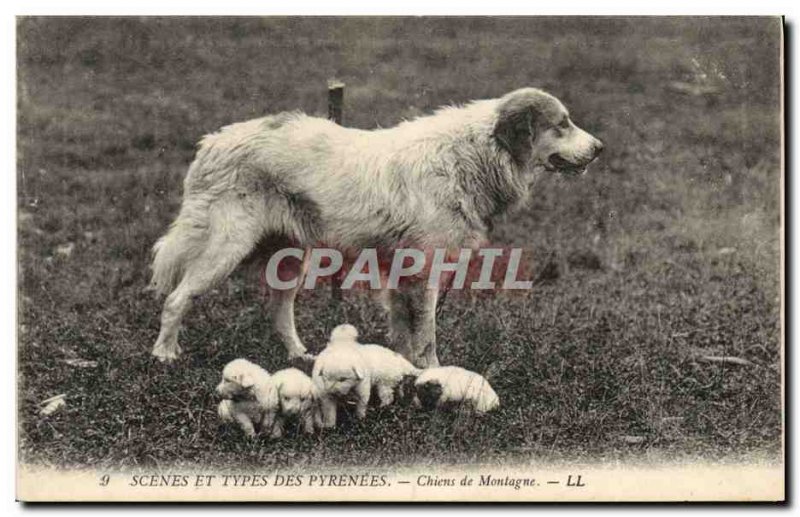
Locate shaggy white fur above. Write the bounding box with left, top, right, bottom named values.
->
left=215, top=359, right=274, bottom=437
left=414, top=366, right=500, bottom=414
left=149, top=88, right=603, bottom=368
left=266, top=367, right=320, bottom=438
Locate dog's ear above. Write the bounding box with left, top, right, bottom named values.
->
left=493, top=89, right=549, bottom=166
left=263, top=380, right=280, bottom=410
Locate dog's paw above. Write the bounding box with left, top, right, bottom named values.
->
left=288, top=352, right=317, bottom=373
left=151, top=343, right=182, bottom=364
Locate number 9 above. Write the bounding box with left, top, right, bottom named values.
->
left=99, top=474, right=110, bottom=487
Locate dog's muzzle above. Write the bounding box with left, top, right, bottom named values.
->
left=548, top=141, right=603, bottom=176
left=548, top=154, right=587, bottom=175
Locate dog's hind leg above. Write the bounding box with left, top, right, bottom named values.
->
left=151, top=199, right=263, bottom=363
left=387, top=284, right=440, bottom=368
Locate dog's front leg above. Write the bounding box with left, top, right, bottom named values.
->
left=376, top=383, right=395, bottom=407
left=234, top=414, right=257, bottom=438
left=269, top=415, right=285, bottom=439
left=319, top=395, right=337, bottom=428
left=266, top=249, right=314, bottom=363
left=301, top=411, right=316, bottom=434
left=387, top=284, right=440, bottom=368
left=354, top=380, right=371, bottom=419
left=261, top=409, right=276, bottom=436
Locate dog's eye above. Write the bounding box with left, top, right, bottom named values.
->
left=558, top=118, right=570, bottom=129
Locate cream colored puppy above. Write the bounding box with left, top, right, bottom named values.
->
left=312, top=324, right=420, bottom=428
left=215, top=358, right=273, bottom=437
left=414, top=366, right=500, bottom=414
left=312, top=324, right=370, bottom=428
left=266, top=367, right=320, bottom=438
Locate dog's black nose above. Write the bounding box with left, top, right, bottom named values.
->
left=593, top=140, right=604, bottom=156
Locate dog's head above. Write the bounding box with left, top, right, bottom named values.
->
left=493, top=88, right=603, bottom=176
left=272, top=368, right=317, bottom=416
left=216, top=358, right=265, bottom=400
left=415, top=379, right=444, bottom=410
left=313, top=357, right=365, bottom=397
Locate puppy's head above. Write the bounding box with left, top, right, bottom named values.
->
left=216, top=359, right=263, bottom=400
left=493, top=88, right=603, bottom=177
left=415, top=380, right=444, bottom=411
left=314, top=360, right=364, bottom=397
left=396, top=373, right=421, bottom=406
left=273, top=369, right=317, bottom=416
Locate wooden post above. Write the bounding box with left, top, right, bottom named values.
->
left=327, top=80, right=345, bottom=125
left=328, top=80, right=345, bottom=301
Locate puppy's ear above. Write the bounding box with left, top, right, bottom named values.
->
left=493, top=89, right=544, bottom=166
left=263, top=381, right=280, bottom=410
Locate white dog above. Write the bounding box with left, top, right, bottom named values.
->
left=312, top=324, right=420, bottom=428
left=414, top=366, right=499, bottom=414
left=149, top=88, right=603, bottom=367
left=215, top=358, right=273, bottom=437
left=266, top=367, right=320, bottom=438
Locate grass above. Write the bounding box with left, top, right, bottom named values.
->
left=17, top=16, right=782, bottom=470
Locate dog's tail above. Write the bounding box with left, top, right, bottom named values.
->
left=330, top=324, right=359, bottom=343
left=148, top=199, right=210, bottom=296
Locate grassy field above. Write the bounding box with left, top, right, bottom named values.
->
left=17, top=17, right=782, bottom=470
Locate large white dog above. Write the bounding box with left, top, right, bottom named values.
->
left=149, top=88, right=603, bottom=367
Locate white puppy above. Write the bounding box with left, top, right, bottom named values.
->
left=215, top=358, right=273, bottom=437
left=414, top=366, right=500, bottom=414
left=312, top=324, right=420, bottom=428
left=266, top=367, right=320, bottom=438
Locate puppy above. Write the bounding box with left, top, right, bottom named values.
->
left=215, top=358, right=274, bottom=437
left=266, top=367, right=320, bottom=438
left=414, top=366, right=499, bottom=414
left=312, top=324, right=420, bottom=428
left=312, top=324, right=371, bottom=428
